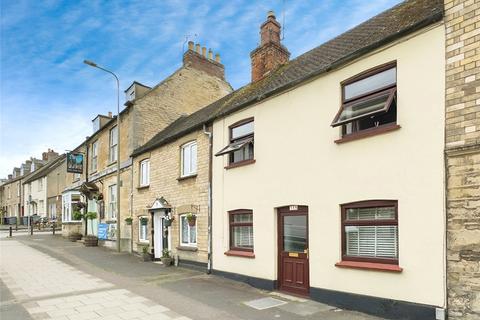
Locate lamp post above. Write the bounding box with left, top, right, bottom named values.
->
left=84, top=60, right=121, bottom=252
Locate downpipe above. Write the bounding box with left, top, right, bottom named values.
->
left=203, top=124, right=213, bottom=274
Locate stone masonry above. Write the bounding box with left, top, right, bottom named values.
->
left=444, top=0, right=480, bottom=319
left=132, top=129, right=210, bottom=265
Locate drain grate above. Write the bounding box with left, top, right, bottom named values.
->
left=244, top=297, right=287, bottom=310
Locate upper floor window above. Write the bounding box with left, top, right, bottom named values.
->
left=38, top=179, right=43, bottom=191
left=91, top=141, right=98, bottom=172
left=139, top=159, right=150, bottom=186
left=341, top=200, right=398, bottom=265
left=109, top=126, right=118, bottom=163
left=332, top=62, right=397, bottom=137
left=181, top=141, right=197, bottom=177
left=17, top=184, right=20, bottom=197
left=108, top=184, right=117, bottom=220
left=216, top=118, right=254, bottom=166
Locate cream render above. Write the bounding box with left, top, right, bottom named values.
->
left=212, top=24, right=446, bottom=308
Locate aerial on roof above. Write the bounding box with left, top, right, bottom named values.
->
left=132, top=0, right=443, bottom=157
left=23, top=154, right=66, bottom=184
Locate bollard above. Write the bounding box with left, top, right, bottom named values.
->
left=30, top=224, right=33, bottom=235
left=15, top=224, right=18, bottom=231
left=9, top=226, right=12, bottom=237
left=52, top=225, right=55, bottom=236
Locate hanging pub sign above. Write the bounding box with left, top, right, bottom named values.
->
left=66, top=152, right=84, bottom=174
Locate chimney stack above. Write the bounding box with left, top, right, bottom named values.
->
left=108, top=111, right=112, bottom=118
left=183, top=42, right=225, bottom=80
left=42, top=149, right=59, bottom=162
left=250, top=10, right=290, bottom=82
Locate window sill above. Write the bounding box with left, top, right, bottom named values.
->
left=177, top=246, right=198, bottom=252
left=335, top=124, right=401, bottom=144
left=105, top=220, right=117, bottom=223
left=335, top=260, right=403, bottom=272
left=177, top=174, right=197, bottom=181
left=137, top=185, right=150, bottom=190
left=62, top=221, right=82, bottom=225
left=225, top=159, right=256, bottom=170
left=224, top=250, right=255, bottom=258
left=137, top=240, right=149, bottom=245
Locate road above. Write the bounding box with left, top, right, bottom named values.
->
left=0, top=233, right=381, bottom=320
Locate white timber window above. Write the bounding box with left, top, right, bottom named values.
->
left=109, top=126, right=118, bottom=163
left=91, top=141, right=98, bottom=171
left=180, top=214, right=197, bottom=246
left=181, top=141, right=197, bottom=177
left=138, top=216, right=148, bottom=242
left=108, top=184, right=117, bottom=220
left=139, top=159, right=150, bottom=186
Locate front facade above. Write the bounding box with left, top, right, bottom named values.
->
left=1, top=177, right=22, bottom=224
left=23, top=176, right=47, bottom=218
left=210, top=2, right=447, bottom=319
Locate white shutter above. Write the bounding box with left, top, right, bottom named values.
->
left=346, top=225, right=398, bottom=259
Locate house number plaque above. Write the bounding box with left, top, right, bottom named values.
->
left=289, top=205, right=298, bottom=211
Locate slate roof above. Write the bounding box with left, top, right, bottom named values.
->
left=23, top=154, right=66, bottom=184
left=132, top=0, right=443, bottom=157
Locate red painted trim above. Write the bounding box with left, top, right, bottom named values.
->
left=225, top=159, right=256, bottom=170
left=335, top=260, right=403, bottom=272
left=224, top=250, right=255, bottom=258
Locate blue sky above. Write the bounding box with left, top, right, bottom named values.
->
left=0, top=0, right=400, bottom=177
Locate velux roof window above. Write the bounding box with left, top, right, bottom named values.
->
left=331, top=62, right=397, bottom=136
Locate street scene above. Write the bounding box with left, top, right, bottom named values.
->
left=0, top=231, right=376, bottom=320
left=1, top=1, right=479, bottom=320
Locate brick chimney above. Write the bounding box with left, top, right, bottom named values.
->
left=183, top=41, right=225, bottom=80
left=250, top=11, right=290, bottom=82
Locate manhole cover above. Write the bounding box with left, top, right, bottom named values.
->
left=244, top=297, right=287, bottom=310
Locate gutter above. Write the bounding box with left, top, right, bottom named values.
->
left=203, top=124, right=213, bottom=274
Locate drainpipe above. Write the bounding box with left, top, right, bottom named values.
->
left=203, top=124, right=213, bottom=274
left=130, top=158, right=134, bottom=253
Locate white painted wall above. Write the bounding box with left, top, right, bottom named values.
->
left=212, top=25, right=445, bottom=307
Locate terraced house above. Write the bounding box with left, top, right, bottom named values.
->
left=64, top=44, right=232, bottom=251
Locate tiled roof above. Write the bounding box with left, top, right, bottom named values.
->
left=23, top=155, right=66, bottom=184
left=132, top=0, right=443, bottom=157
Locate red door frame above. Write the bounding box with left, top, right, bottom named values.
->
left=277, top=205, right=309, bottom=296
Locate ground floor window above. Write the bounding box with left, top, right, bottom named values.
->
left=341, top=200, right=398, bottom=264
left=139, top=216, right=148, bottom=242
left=180, top=214, right=197, bottom=246
left=229, top=209, right=253, bottom=252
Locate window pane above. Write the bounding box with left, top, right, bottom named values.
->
left=283, top=215, right=307, bottom=252
left=189, top=224, right=196, bottom=244
left=181, top=216, right=188, bottom=243
left=345, top=225, right=398, bottom=259
left=191, top=143, right=197, bottom=173
left=337, top=92, right=391, bottom=123
left=347, top=207, right=395, bottom=220
left=233, top=213, right=252, bottom=223
left=182, top=145, right=191, bottom=175
left=344, top=67, right=396, bottom=100
left=232, top=121, right=254, bottom=139
left=233, top=226, right=253, bottom=249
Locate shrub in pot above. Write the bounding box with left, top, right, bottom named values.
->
left=160, top=249, right=172, bottom=267
left=142, top=246, right=151, bottom=262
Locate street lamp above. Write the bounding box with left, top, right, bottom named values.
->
left=84, top=59, right=121, bottom=253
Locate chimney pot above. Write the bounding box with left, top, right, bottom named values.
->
left=215, top=53, right=220, bottom=63
left=208, top=49, right=213, bottom=60
left=188, top=41, right=194, bottom=50
left=108, top=111, right=112, bottom=118
left=267, top=10, right=275, bottom=19
left=202, top=46, right=206, bottom=57
left=195, top=43, right=201, bottom=53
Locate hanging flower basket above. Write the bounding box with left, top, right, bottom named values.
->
left=124, top=217, right=133, bottom=225
left=140, top=217, right=148, bottom=226
left=186, top=213, right=196, bottom=227
left=164, top=216, right=174, bottom=227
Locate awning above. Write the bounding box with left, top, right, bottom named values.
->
left=215, top=137, right=253, bottom=157
left=80, top=182, right=100, bottom=200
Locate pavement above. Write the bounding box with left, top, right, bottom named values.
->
left=0, top=231, right=382, bottom=320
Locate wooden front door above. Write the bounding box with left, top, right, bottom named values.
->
left=278, top=206, right=309, bottom=296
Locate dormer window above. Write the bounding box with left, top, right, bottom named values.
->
left=216, top=118, right=254, bottom=167
left=332, top=62, right=397, bottom=138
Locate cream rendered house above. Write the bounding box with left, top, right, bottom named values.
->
left=208, top=1, right=446, bottom=319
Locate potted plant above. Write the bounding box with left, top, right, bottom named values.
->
left=141, top=246, right=151, bottom=262
left=68, top=231, right=82, bottom=242
left=124, top=217, right=133, bottom=225
left=160, top=249, right=172, bottom=267
left=186, top=213, right=196, bottom=227
left=140, top=217, right=148, bottom=226
left=163, top=216, right=174, bottom=227
left=84, top=212, right=98, bottom=247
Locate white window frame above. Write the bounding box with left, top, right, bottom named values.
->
left=181, top=141, right=197, bottom=177
left=108, top=184, right=117, bottom=220
left=91, top=141, right=98, bottom=171
left=179, top=214, right=197, bottom=247
left=139, top=159, right=150, bottom=187
left=38, top=179, right=43, bottom=191
left=138, top=216, right=149, bottom=243
left=109, top=126, right=118, bottom=163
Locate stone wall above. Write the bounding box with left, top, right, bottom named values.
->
left=444, top=0, right=480, bottom=319
left=131, top=129, right=210, bottom=265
